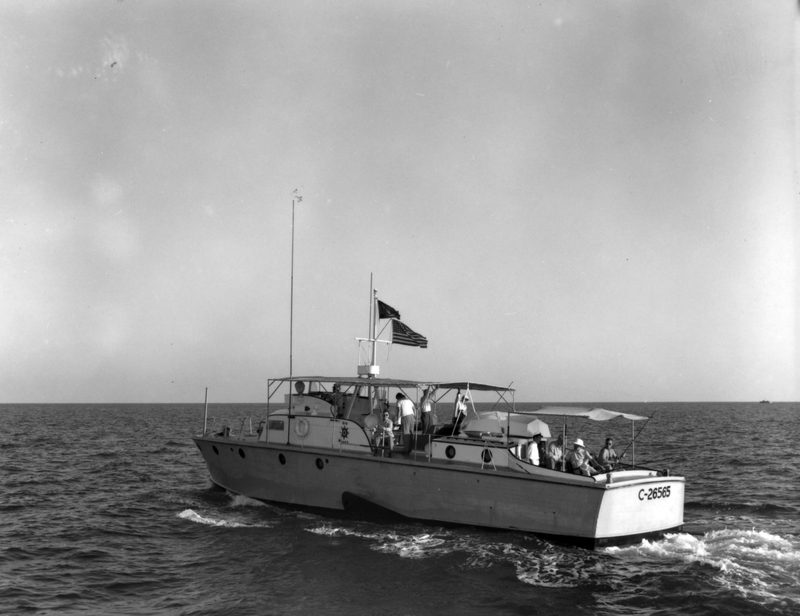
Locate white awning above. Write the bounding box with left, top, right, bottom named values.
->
left=531, top=406, right=648, bottom=421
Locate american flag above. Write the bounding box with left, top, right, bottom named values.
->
left=391, top=319, right=428, bottom=348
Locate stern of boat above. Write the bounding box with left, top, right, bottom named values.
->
left=594, top=471, right=685, bottom=545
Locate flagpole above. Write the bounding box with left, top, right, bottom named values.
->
left=370, top=277, right=378, bottom=369
left=289, top=190, right=302, bottom=409
left=290, top=196, right=295, bottom=391
left=368, top=275, right=376, bottom=432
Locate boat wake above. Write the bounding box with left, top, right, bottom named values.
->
left=373, top=533, right=447, bottom=558
left=306, top=520, right=799, bottom=606
left=610, top=528, right=799, bottom=563
left=308, top=524, right=447, bottom=558
left=177, top=508, right=273, bottom=528
left=686, top=500, right=797, bottom=516
left=227, top=493, right=269, bottom=508
left=608, top=529, right=800, bottom=612
left=307, top=523, right=596, bottom=586
left=458, top=539, right=595, bottom=588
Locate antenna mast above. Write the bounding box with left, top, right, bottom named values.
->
left=289, top=190, right=302, bottom=402
left=357, top=274, right=380, bottom=378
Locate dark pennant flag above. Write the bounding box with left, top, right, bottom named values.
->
left=391, top=319, right=428, bottom=348
left=377, top=300, right=401, bottom=320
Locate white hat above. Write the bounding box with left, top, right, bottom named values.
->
left=573, top=438, right=585, bottom=447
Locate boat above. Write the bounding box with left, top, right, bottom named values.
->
left=192, top=289, right=685, bottom=549
left=760, top=400, right=771, bottom=404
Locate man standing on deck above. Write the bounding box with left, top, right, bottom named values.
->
left=452, top=392, right=468, bottom=431
left=396, top=393, right=416, bottom=454
left=419, top=386, right=433, bottom=433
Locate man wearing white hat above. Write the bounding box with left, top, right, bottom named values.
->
left=565, top=438, right=601, bottom=476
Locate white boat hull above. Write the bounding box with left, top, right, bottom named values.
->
left=193, top=434, right=684, bottom=548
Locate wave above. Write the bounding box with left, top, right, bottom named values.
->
left=608, top=529, right=800, bottom=612
left=177, top=509, right=272, bottom=528
left=307, top=524, right=448, bottom=559
left=306, top=523, right=590, bottom=587
left=686, top=500, right=797, bottom=515
left=164, top=440, right=193, bottom=447
left=610, top=528, right=797, bottom=554
left=227, top=493, right=269, bottom=508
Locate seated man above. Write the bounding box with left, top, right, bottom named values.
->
left=532, top=433, right=547, bottom=467
left=546, top=435, right=564, bottom=471
left=598, top=437, right=623, bottom=471
left=374, top=411, right=394, bottom=457
left=565, top=438, right=603, bottom=476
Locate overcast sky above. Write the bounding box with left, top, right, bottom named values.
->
left=1, top=1, right=797, bottom=403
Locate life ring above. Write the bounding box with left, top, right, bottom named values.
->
left=294, top=418, right=310, bottom=438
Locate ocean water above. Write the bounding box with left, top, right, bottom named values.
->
left=2, top=402, right=799, bottom=616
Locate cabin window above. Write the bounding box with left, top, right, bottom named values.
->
left=315, top=458, right=324, bottom=470
left=482, top=449, right=492, bottom=463
left=239, top=448, right=245, bottom=459
left=268, top=420, right=285, bottom=431
left=212, top=446, right=218, bottom=455
left=279, top=454, right=286, bottom=465
left=445, top=445, right=456, bottom=459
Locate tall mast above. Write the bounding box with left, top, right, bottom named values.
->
left=289, top=196, right=295, bottom=382
left=357, top=274, right=380, bottom=378
left=289, top=190, right=302, bottom=407
left=367, top=276, right=376, bottom=416
left=368, top=274, right=374, bottom=359
left=370, top=277, right=378, bottom=369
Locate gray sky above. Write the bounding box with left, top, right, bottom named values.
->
left=2, top=1, right=797, bottom=403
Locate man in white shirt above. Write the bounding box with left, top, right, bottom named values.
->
left=419, top=386, right=433, bottom=433
left=517, top=439, right=539, bottom=465
left=395, top=393, right=416, bottom=454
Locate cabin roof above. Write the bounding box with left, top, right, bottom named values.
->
left=531, top=406, right=648, bottom=421
left=268, top=376, right=514, bottom=393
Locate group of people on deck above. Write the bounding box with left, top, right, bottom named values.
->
left=373, top=389, right=436, bottom=456
left=520, top=435, right=622, bottom=475
left=372, top=390, right=623, bottom=473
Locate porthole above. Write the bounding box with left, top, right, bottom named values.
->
left=279, top=454, right=286, bottom=465
left=482, top=449, right=492, bottom=463
left=445, top=445, right=456, bottom=459
left=212, top=445, right=218, bottom=455
left=239, top=448, right=245, bottom=459
left=315, top=458, right=324, bottom=470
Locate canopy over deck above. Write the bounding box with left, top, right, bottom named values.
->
left=531, top=406, right=647, bottom=421
left=268, top=376, right=515, bottom=393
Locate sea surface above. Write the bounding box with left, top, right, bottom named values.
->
left=2, top=401, right=799, bottom=616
